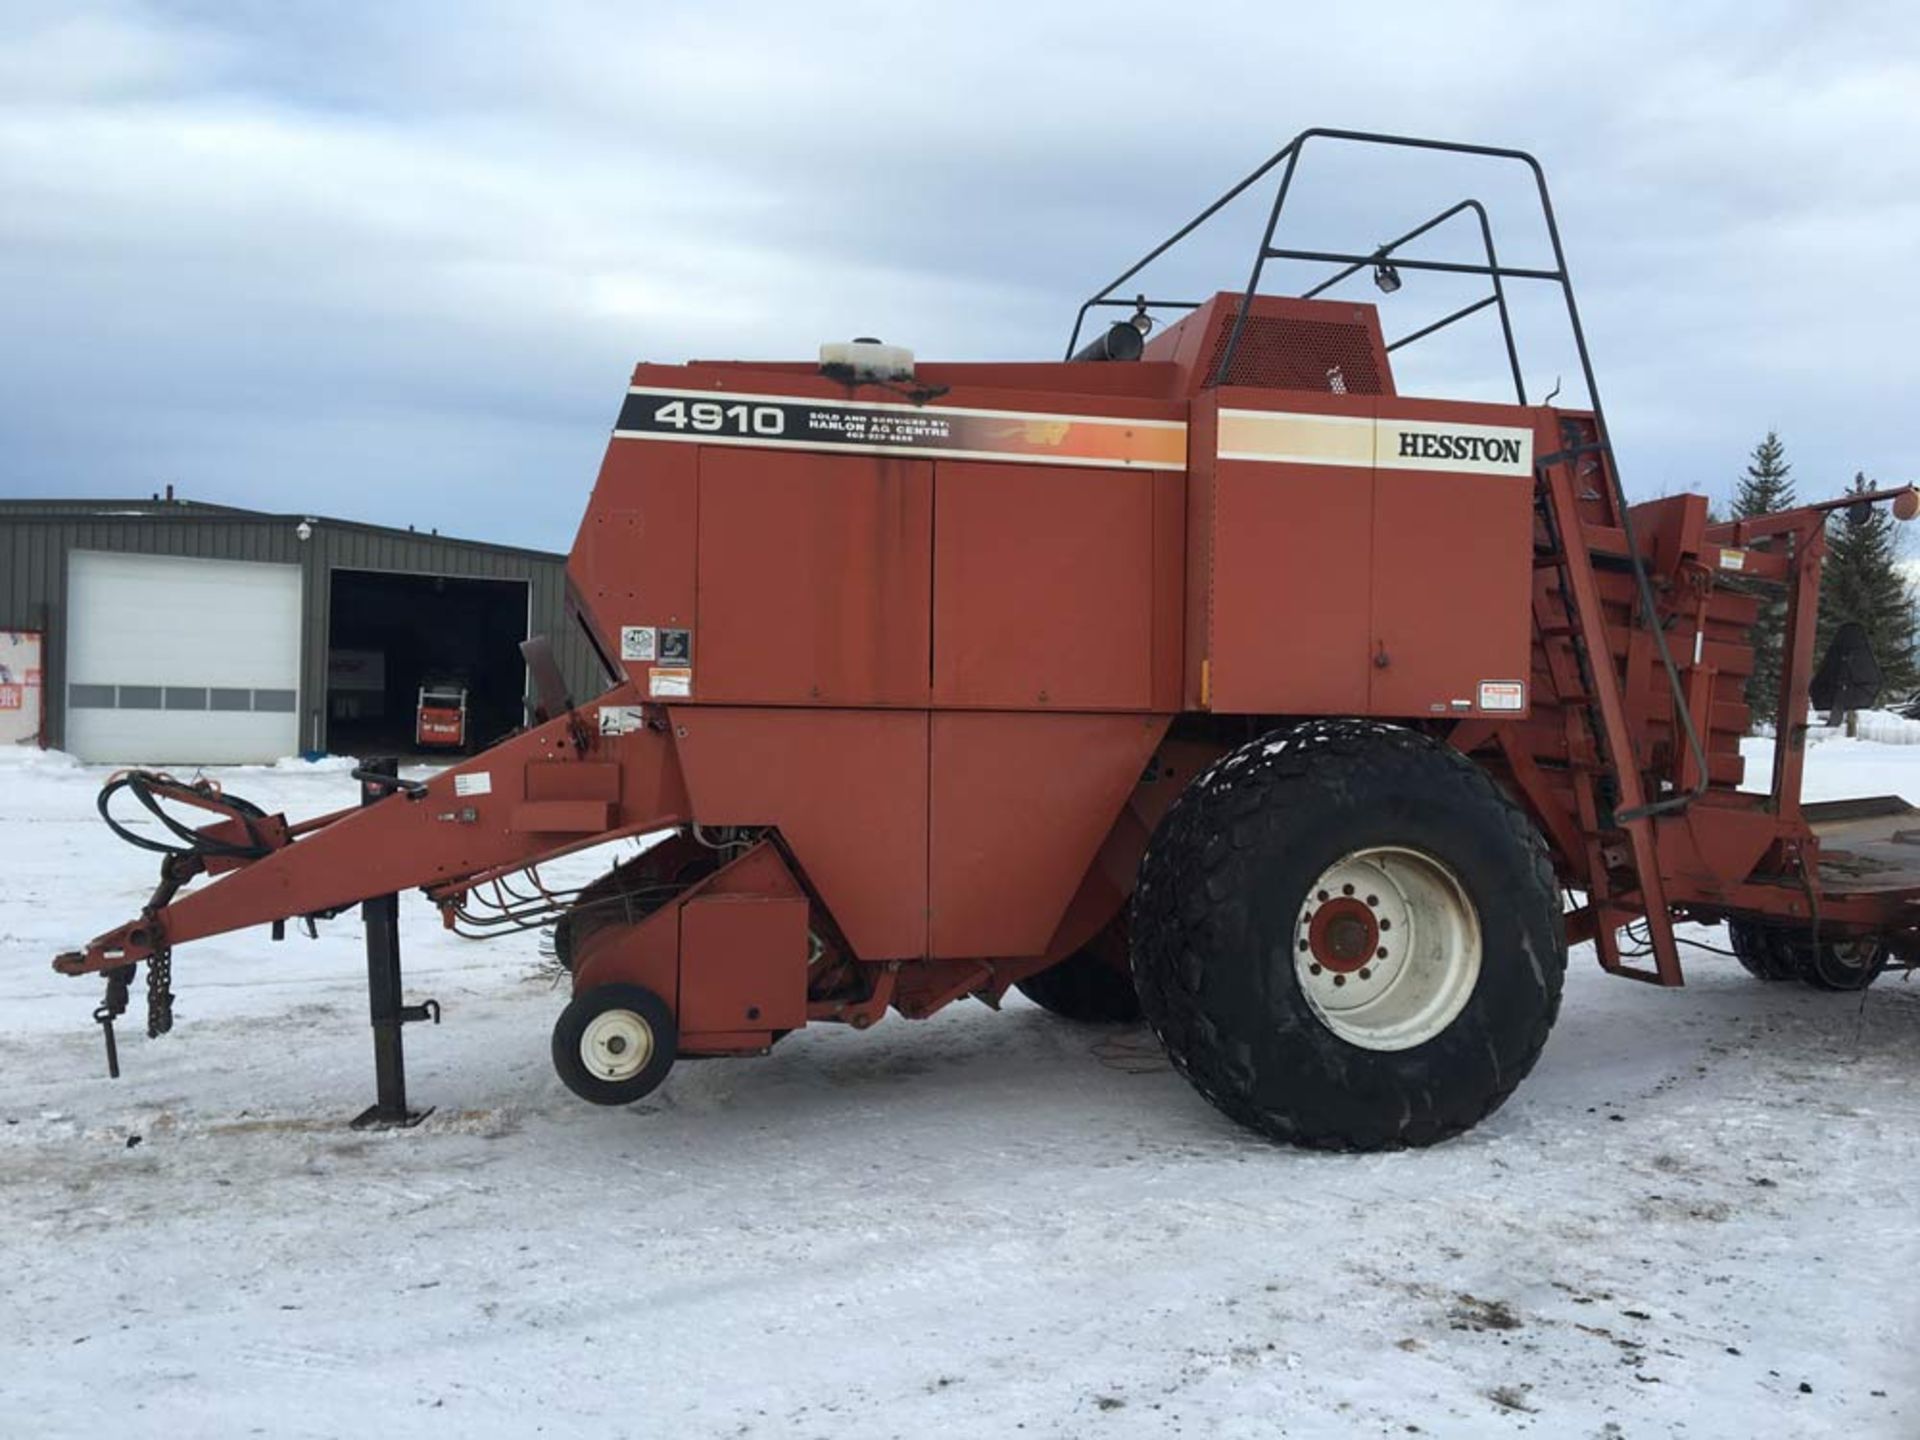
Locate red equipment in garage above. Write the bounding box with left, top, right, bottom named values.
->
left=53, top=130, right=1920, bottom=1149
left=414, top=683, right=468, bottom=750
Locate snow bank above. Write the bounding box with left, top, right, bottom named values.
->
left=1806, top=708, right=1920, bottom=745
left=268, top=753, right=361, bottom=773
left=1757, top=707, right=1920, bottom=746
left=0, top=743, right=79, bottom=771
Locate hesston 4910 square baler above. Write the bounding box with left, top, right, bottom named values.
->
left=53, top=130, right=1920, bottom=1150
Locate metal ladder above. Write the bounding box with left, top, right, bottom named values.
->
left=1532, top=444, right=1683, bottom=985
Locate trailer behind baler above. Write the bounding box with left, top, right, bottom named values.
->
left=53, top=130, right=1920, bottom=1150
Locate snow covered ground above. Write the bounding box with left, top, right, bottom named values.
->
left=1, top=739, right=1916, bottom=1438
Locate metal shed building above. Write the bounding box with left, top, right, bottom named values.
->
left=0, top=497, right=607, bottom=764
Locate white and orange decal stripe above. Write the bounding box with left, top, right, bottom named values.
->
left=615, top=387, right=1187, bottom=469
left=1219, top=409, right=1534, bottom=476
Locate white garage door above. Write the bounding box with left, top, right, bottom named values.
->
left=66, top=551, right=303, bottom=764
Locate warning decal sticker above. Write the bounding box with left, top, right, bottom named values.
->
left=598, top=704, right=644, bottom=736
left=648, top=667, right=693, bottom=700
left=620, top=625, right=657, bottom=662
left=1477, top=681, right=1527, bottom=712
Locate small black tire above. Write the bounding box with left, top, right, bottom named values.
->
left=551, top=984, right=677, bottom=1106
left=1131, top=719, right=1566, bottom=1152
left=1015, top=947, right=1142, bottom=1023
left=1729, top=920, right=1799, bottom=981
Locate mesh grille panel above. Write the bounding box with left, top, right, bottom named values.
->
left=1204, top=313, right=1386, bottom=394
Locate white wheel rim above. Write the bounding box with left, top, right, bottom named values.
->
left=1831, top=940, right=1875, bottom=972
left=1294, top=846, right=1481, bottom=1051
left=581, top=1009, right=654, bottom=1081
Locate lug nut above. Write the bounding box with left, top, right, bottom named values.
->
left=1377, top=947, right=1388, bottom=959
left=1366, top=894, right=1379, bottom=907
left=1359, top=967, right=1373, bottom=980
left=1309, top=963, right=1323, bottom=976
left=1333, top=975, right=1346, bottom=987
left=1342, top=883, right=1355, bottom=896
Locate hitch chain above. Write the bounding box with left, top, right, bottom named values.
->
left=146, top=944, right=175, bottom=1039
left=89, top=946, right=175, bottom=1078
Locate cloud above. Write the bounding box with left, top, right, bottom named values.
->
left=2, top=0, right=1918, bottom=549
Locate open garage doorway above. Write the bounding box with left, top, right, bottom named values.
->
left=326, top=569, right=530, bottom=758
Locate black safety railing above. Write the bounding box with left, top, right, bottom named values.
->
left=1064, top=127, right=1709, bottom=817
left=1063, top=128, right=1609, bottom=406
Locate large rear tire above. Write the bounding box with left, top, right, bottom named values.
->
left=1131, top=719, right=1565, bottom=1152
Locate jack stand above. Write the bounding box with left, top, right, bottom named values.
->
left=350, top=757, right=440, bottom=1130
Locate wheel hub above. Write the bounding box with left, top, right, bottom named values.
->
left=1294, top=846, right=1482, bottom=1051
left=580, top=1009, right=654, bottom=1081
left=1307, top=897, right=1379, bottom=973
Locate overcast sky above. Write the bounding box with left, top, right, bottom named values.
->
left=4, top=1, right=1917, bottom=552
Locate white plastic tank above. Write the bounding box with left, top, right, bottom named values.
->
left=819, top=337, right=915, bottom=381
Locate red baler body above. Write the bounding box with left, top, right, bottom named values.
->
left=52, top=134, right=1920, bottom=1096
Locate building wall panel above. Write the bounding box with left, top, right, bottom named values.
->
left=0, top=504, right=604, bottom=755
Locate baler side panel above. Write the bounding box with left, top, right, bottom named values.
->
left=1369, top=438, right=1534, bottom=718
left=1205, top=386, right=1379, bottom=714
left=932, top=461, right=1156, bottom=710
left=1211, top=453, right=1376, bottom=713
left=928, top=711, right=1168, bottom=958
left=678, top=895, right=810, bottom=1037
left=567, top=440, right=698, bottom=679
left=1219, top=456, right=1376, bottom=713
left=671, top=706, right=929, bottom=959
left=697, top=449, right=932, bottom=706
left=1199, top=389, right=1537, bottom=720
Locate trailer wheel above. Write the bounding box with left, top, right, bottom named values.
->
left=1727, top=922, right=1886, bottom=990
left=1788, top=933, right=1888, bottom=992
left=1728, top=920, right=1799, bottom=981
left=1015, top=945, right=1142, bottom=1023
left=552, top=984, right=677, bottom=1105
left=1130, top=719, right=1565, bottom=1151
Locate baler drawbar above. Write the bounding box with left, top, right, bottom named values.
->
left=53, top=129, right=1920, bottom=1150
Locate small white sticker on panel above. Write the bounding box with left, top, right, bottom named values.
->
left=648, top=666, right=693, bottom=700
left=1477, top=680, right=1526, bottom=712
left=598, top=704, right=644, bottom=736
left=620, top=626, right=658, bottom=662
left=453, top=771, right=492, bottom=797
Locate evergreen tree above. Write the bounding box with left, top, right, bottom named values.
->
left=1733, top=431, right=1795, bottom=516
left=1818, top=472, right=1918, bottom=705
left=1730, top=432, right=1795, bottom=722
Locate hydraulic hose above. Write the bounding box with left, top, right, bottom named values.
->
left=96, top=771, right=274, bottom=861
